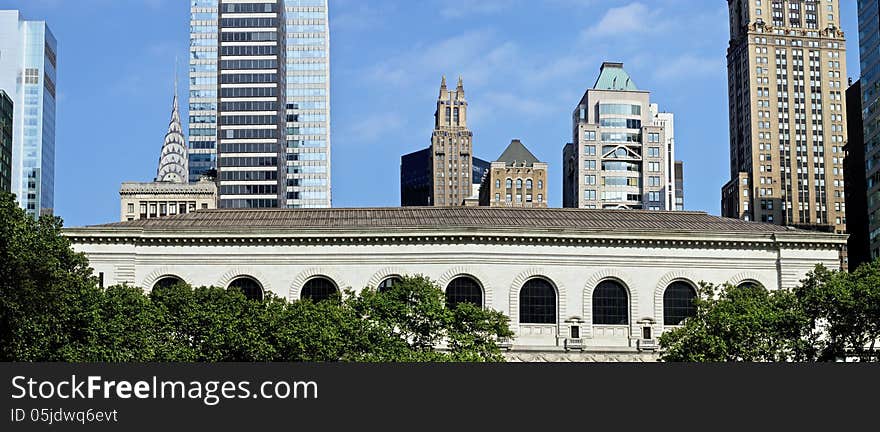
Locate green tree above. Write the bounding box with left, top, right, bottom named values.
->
left=795, top=262, right=880, bottom=362
left=0, top=192, right=101, bottom=361
left=659, top=283, right=812, bottom=362
left=349, top=276, right=513, bottom=362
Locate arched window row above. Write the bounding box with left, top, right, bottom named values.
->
left=148, top=274, right=702, bottom=325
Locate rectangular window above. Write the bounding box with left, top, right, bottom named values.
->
left=585, top=131, right=596, bottom=141
left=127, top=203, right=134, bottom=214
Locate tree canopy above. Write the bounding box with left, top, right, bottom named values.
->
left=660, top=263, right=880, bottom=362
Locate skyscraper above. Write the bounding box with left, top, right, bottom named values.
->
left=721, top=0, right=848, bottom=234
left=188, top=0, right=331, bottom=209
left=845, top=79, right=869, bottom=270
left=401, top=76, right=474, bottom=207
left=0, top=90, right=11, bottom=193
left=857, top=0, right=880, bottom=260
left=119, top=86, right=217, bottom=222
left=563, top=62, right=677, bottom=211
left=0, top=10, right=57, bottom=216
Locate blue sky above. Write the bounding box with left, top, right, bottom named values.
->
left=4, top=0, right=861, bottom=227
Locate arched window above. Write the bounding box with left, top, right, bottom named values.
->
left=519, top=278, right=557, bottom=324
left=538, top=180, right=544, bottom=190
left=495, top=179, right=501, bottom=189
left=526, top=179, right=533, bottom=190
left=445, top=276, right=483, bottom=309
left=301, top=277, right=339, bottom=302
left=737, top=280, right=761, bottom=290
left=153, top=275, right=184, bottom=292
left=228, top=276, right=263, bottom=301
left=377, top=276, right=402, bottom=293
left=664, top=281, right=697, bottom=326
left=516, top=179, right=523, bottom=189
left=506, top=178, right=513, bottom=189
left=592, top=280, right=629, bottom=325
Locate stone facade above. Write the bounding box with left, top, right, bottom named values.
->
left=401, top=77, right=475, bottom=207
left=67, top=207, right=845, bottom=361
left=119, top=179, right=218, bottom=221
left=479, top=140, right=548, bottom=208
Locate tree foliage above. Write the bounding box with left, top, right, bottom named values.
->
left=0, top=192, right=512, bottom=362
left=659, top=283, right=812, bottom=362
left=661, top=262, right=880, bottom=362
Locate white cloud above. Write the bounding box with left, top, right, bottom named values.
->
left=585, top=3, right=657, bottom=37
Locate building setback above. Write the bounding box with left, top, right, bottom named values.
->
left=479, top=139, right=548, bottom=208
left=188, top=0, right=331, bottom=209
left=721, top=0, right=848, bottom=238
left=858, top=0, right=880, bottom=260
left=0, top=90, right=11, bottom=193
left=0, top=10, right=57, bottom=216
left=563, top=62, right=677, bottom=211
left=401, top=77, right=478, bottom=207
left=66, top=207, right=845, bottom=362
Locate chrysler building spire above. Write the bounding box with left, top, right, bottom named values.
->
left=156, top=76, right=188, bottom=183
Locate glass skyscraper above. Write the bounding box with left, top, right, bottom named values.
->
left=188, top=0, right=330, bottom=209
left=0, top=10, right=57, bottom=216
left=858, top=0, right=880, bottom=258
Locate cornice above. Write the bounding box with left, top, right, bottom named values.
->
left=63, top=227, right=846, bottom=252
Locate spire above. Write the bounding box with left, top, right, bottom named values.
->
left=439, top=75, right=447, bottom=98
left=156, top=61, right=188, bottom=183
left=173, top=56, right=179, bottom=110
left=457, top=75, right=464, bottom=91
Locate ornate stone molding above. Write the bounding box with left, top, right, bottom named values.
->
left=582, top=269, right=638, bottom=338
left=365, top=267, right=408, bottom=290
left=728, top=272, right=769, bottom=289
left=508, top=268, right=567, bottom=336
left=142, top=266, right=188, bottom=291
left=216, top=267, right=273, bottom=295
left=437, top=266, right=495, bottom=310
left=65, top=231, right=841, bottom=252
left=654, top=270, right=701, bottom=332
left=503, top=351, right=660, bottom=363
left=289, top=268, right=349, bottom=301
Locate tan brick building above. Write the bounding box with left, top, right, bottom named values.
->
left=722, top=0, right=848, bottom=238
left=480, top=140, right=548, bottom=208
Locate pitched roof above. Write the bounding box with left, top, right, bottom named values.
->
left=593, top=62, right=638, bottom=91
left=497, top=140, right=541, bottom=167
left=82, top=207, right=804, bottom=235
